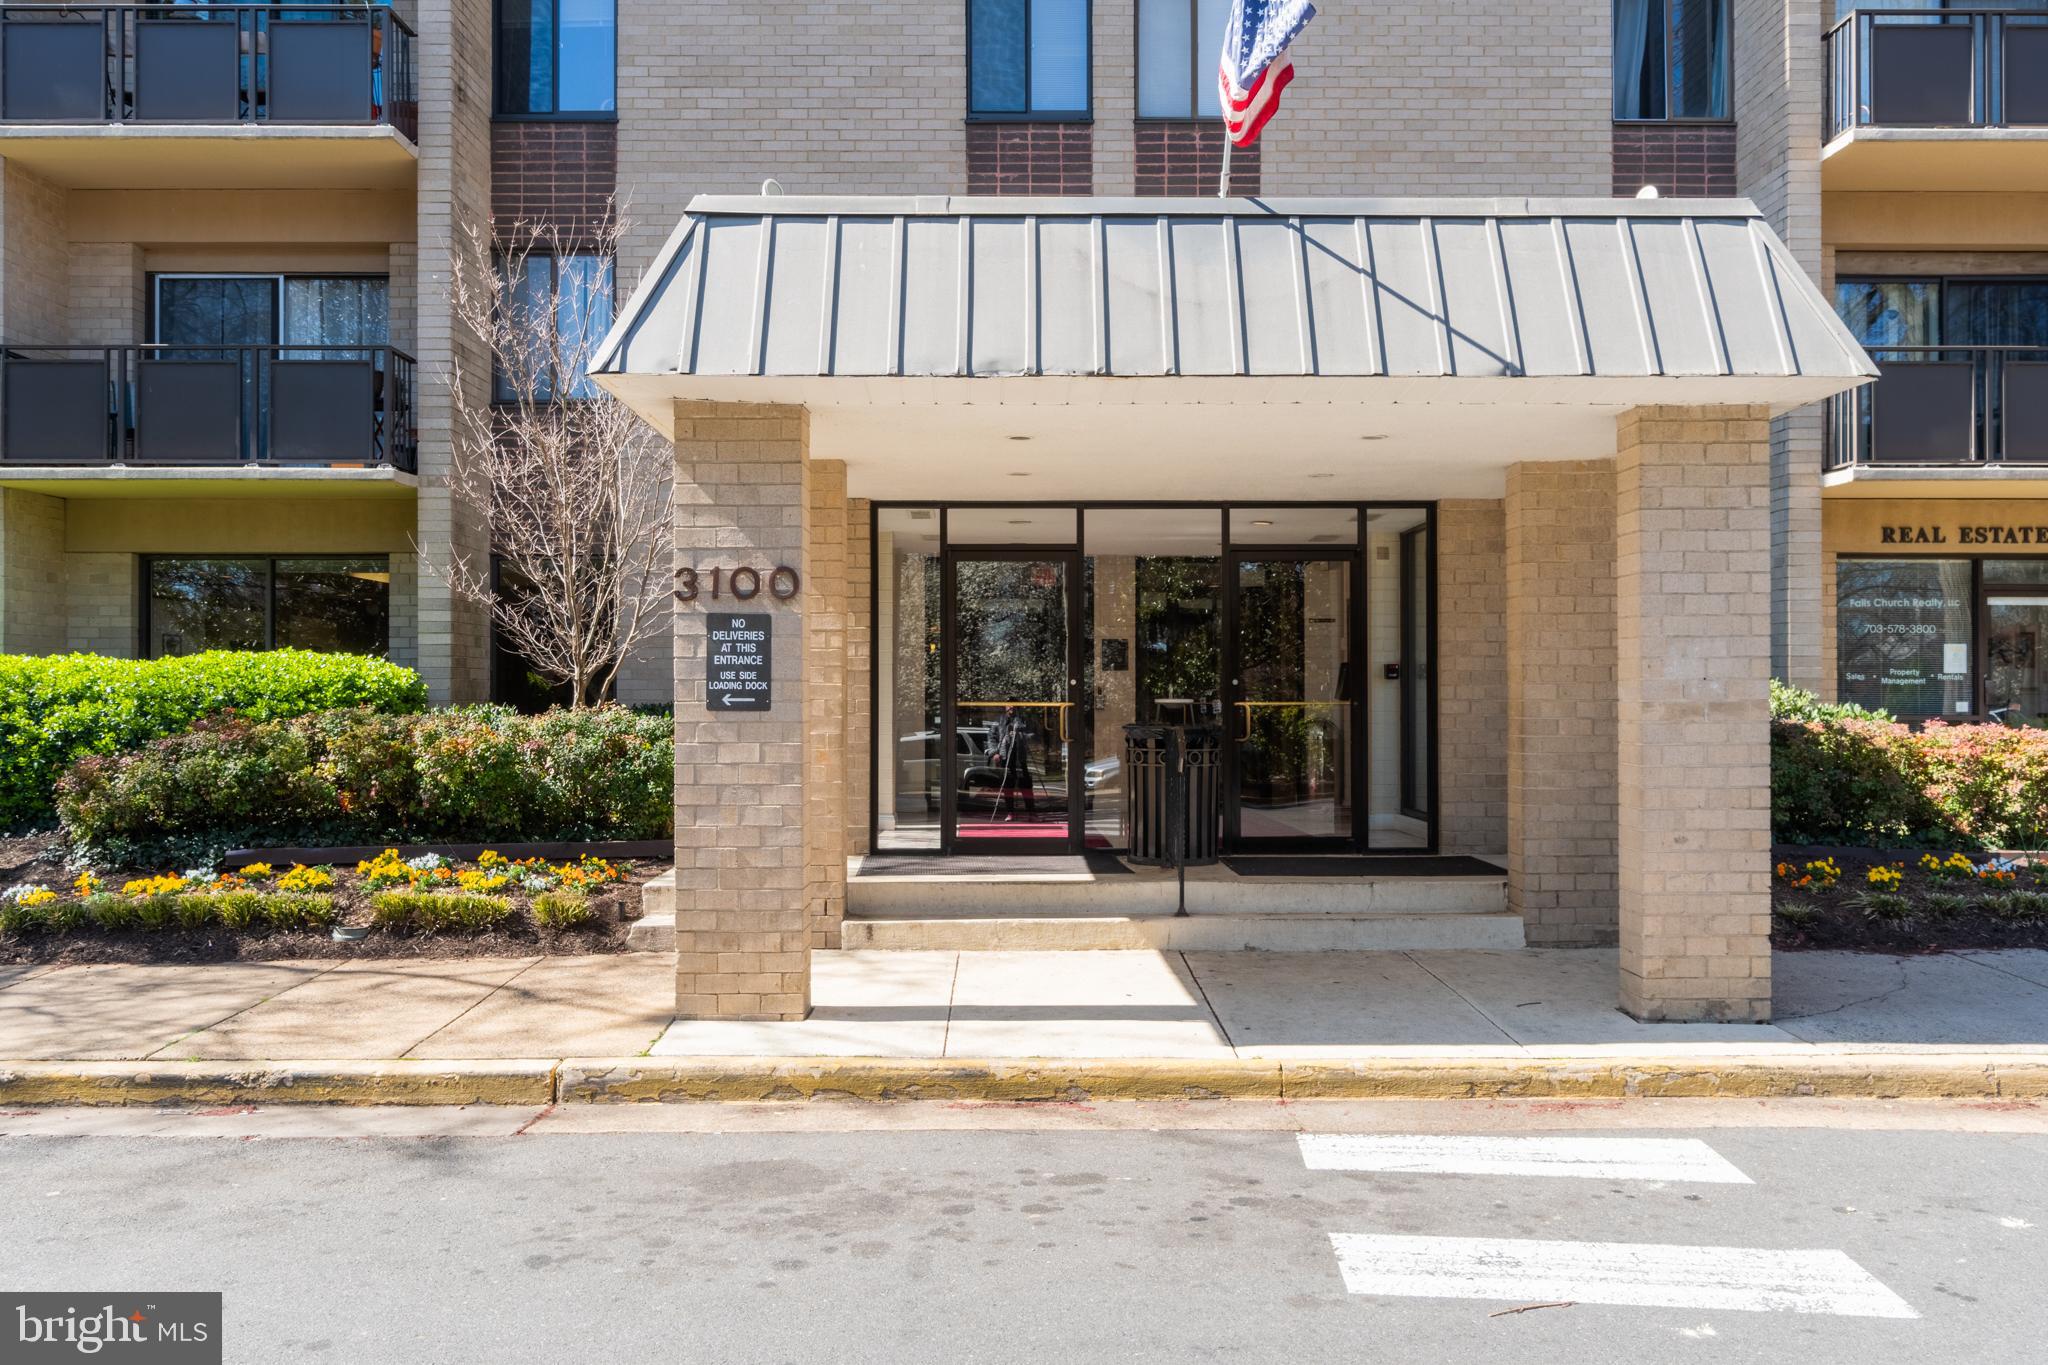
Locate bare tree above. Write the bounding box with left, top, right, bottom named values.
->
left=428, top=204, right=671, bottom=707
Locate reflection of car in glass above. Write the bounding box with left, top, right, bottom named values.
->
left=897, top=727, right=991, bottom=811
left=1083, top=755, right=1120, bottom=798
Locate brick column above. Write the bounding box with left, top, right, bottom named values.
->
left=672, top=401, right=815, bottom=1020
left=844, top=496, right=873, bottom=858
left=1615, top=405, right=1774, bottom=1023
left=805, top=460, right=849, bottom=952
left=1504, top=461, right=1618, bottom=946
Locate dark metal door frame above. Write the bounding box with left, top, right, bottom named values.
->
left=940, top=542, right=1086, bottom=855
left=1221, top=546, right=1364, bottom=853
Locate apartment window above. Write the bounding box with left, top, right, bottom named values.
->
left=146, top=557, right=390, bottom=659
left=496, top=0, right=616, bottom=116
left=1837, top=277, right=2048, bottom=348
left=969, top=0, right=1091, bottom=118
left=1614, top=0, right=1730, bottom=120
left=1137, top=0, right=1227, bottom=118
left=495, top=252, right=614, bottom=402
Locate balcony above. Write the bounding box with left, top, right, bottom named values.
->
left=1822, top=8, right=2048, bottom=191
left=0, top=344, right=417, bottom=495
left=1824, top=345, right=2048, bottom=493
left=0, top=4, right=417, bottom=190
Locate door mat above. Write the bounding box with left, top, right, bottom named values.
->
left=1221, top=855, right=1505, bottom=878
left=854, top=851, right=1134, bottom=878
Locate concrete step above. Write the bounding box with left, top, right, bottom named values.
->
left=625, top=869, right=675, bottom=952
left=847, top=871, right=1504, bottom=920
left=840, top=911, right=1525, bottom=952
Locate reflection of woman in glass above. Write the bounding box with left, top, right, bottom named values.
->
left=990, top=706, right=1038, bottom=820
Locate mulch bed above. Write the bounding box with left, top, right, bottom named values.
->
left=1773, top=844, right=2048, bottom=953
left=0, top=831, right=667, bottom=965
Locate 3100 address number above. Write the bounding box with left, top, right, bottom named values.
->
left=675, top=565, right=800, bottom=604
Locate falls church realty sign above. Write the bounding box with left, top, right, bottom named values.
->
left=1881, top=522, right=2048, bottom=545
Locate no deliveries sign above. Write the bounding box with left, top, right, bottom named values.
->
left=706, top=613, right=772, bottom=711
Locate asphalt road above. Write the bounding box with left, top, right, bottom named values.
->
left=3, top=1101, right=2045, bottom=1364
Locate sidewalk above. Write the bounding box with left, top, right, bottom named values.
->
left=1, top=948, right=2046, bottom=1104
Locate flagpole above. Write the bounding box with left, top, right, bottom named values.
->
left=1218, top=136, right=1232, bottom=199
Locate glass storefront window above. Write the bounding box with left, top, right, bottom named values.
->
left=875, top=509, right=943, bottom=851
left=945, top=507, right=1078, bottom=545
left=1083, top=509, right=1223, bottom=849
left=146, top=556, right=389, bottom=659
left=147, top=558, right=266, bottom=657
left=1228, top=507, right=1358, bottom=546
left=1836, top=558, right=1974, bottom=717
left=1365, top=508, right=1431, bottom=849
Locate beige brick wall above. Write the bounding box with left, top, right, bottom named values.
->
left=0, top=490, right=67, bottom=654
left=1615, top=405, right=1774, bottom=1023
left=1736, top=0, right=1829, bottom=693
left=387, top=551, right=420, bottom=671
left=1435, top=499, right=1506, bottom=856
left=65, top=553, right=136, bottom=656
left=671, top=401, right=814, bottom=1020
left=412, top=0, right=495, bottom=704
left=1505, top=460, right=1618, bottom=947
left=67, top=244, right=144, bottom=343
left=611, top=0, right=1613, bottom=276
left=1, top=162, right=69, bottom=346
left=804, top=458, right=849, bottom=951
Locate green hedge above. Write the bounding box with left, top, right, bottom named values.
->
left=55, top=704, right=672, bottom=865
left=1771, top=685, right=2048, bottom=848
left=0, top=651, right=426, bottom=830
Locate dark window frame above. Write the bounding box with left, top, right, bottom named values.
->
left=492, top=0, right=619, bottom=119
left=140, top=554, right=392, bottom=659
left=492, top=249, right=616, bottom=404
left=1836, top=273, right=2048, bottom=347
left=965, top=0, right=1095, bottom=123
left=1134, top=0, right=1212, bottom=122
left=1612, top=0, right=1735, bottom=125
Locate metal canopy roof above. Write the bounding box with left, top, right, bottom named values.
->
left=593, top=194, right=1875, bottom=389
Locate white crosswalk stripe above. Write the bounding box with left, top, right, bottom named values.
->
left=1302, top=1134, right=1916, bottom=1320
left=1298, top=1133, right=1753, bottom=1184
left=1327, top=1234, right=1920, bottom=1318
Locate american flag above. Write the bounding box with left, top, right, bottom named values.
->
left=1218, top=0, right=1317, bottom=148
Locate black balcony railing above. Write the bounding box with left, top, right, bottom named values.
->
left=0, top=4, right=417, bottom=138
left=1825, top=8, right=2048, bottom=139
left=0, top=343, right=417, bottom=472
left=1825, top=345, right=2048, bottom=470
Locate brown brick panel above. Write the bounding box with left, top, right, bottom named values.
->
left=1611, top=123, right=1736, bottom=198
left=964, top=123, right=1093, bottom=195
left=490, top=121, right=620, bottom=241
left=1135, top=121, right=1260, bottom=197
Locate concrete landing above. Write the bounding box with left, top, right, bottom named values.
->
left=843, top=856, right=1517, bottom=951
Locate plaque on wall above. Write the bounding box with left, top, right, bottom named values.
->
left=706, top=613, right=772, bottom=711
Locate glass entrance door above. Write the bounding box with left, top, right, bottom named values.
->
left=944, top=550, right=1081, bottom=852
left=1224, top=553, right=1357, bottom=848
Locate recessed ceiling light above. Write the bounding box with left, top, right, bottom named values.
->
left=1008, top=435, right=1032, bottom=441
left=1307, top=472, right=1335, bottom=480
left=1007, top=519, right=1032, bottom=525
left=1359, top=434, right=1388, bottom=441
left=1007, top=471, right=1032, bottom=477
left=1250, top=519, right=1275, bottom=527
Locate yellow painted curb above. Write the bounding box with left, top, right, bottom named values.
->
left=0, top=1060, right=557, bottom=1107
left=556, top=1057, right=1287, bottom=1103
left=558, top=1054, right=2048, bottom=1104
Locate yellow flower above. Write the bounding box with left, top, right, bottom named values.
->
left=477, top=850, right=506, bottom=868
left=121, top=874, right=189, bottom=897
left=241, top=862, right=274, bottom=880
left=277, top=864, right=333, bottom=892
left=456, top=869, right=510, bottom=891
left=72, top=871, right=100, bottom=897
left=1865, top=864, right=1903, bottom=890
left=18, top=888, right=56, bottom=907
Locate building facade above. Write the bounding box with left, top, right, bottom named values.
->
left=5, top=0, right=1983, bottom=1024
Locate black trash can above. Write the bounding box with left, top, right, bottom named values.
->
left=1121, top=723, right=1222, bottom=907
